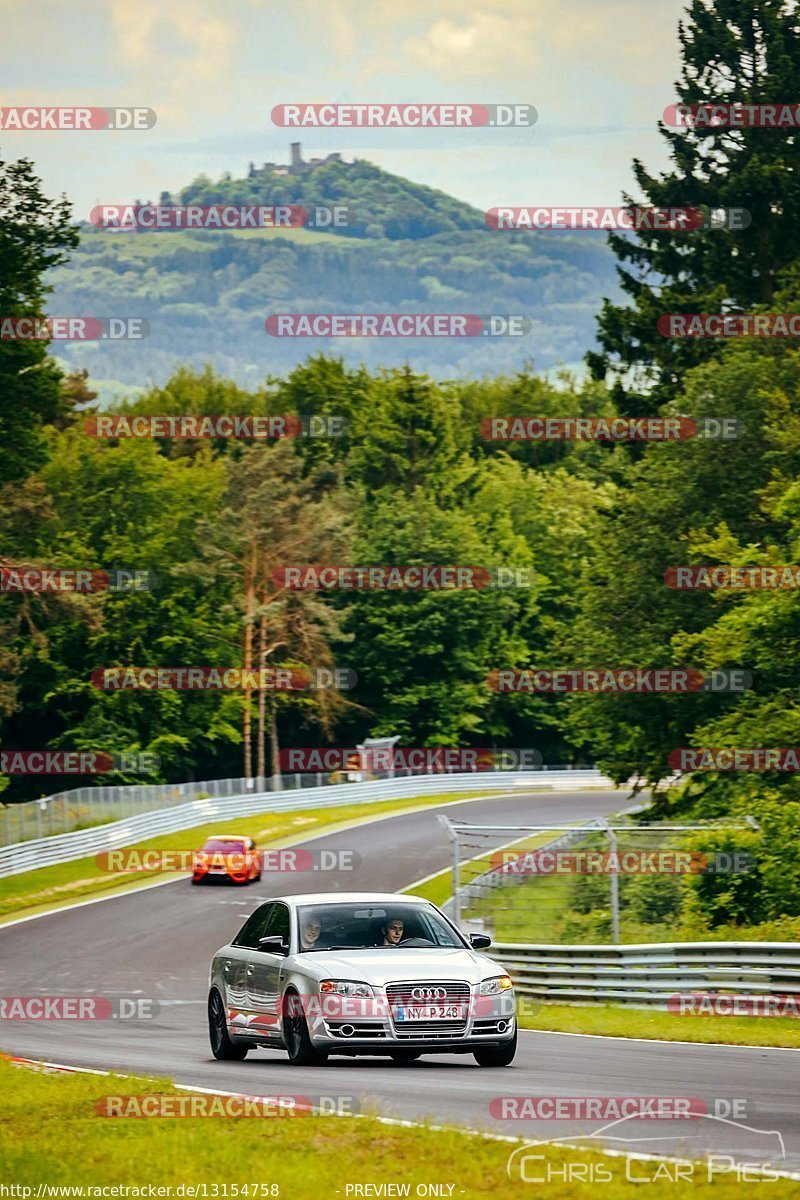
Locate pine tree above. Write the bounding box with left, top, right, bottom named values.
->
left=588, top=0, right=800, bottom=414
left=0, top=156, right=78, bottom=482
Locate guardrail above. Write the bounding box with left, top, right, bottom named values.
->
left=0, top=769, right=612, bottom=878
left=489, top=941, right=800, bottom=1009
left=0, top=763, right=601, bottom=846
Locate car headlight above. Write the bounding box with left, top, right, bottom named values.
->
left=320, top=980, right=374, bottom=996
left=479, top=975, right=513, bottom=995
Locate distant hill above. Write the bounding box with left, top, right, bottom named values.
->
left=48, top=148, right=622, bottom=394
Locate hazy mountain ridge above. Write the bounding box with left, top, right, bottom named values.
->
left=48, top=154, right=621, bottom=395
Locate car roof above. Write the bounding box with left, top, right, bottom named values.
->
left=201, top=834, right=250, bottom=840
left=256, top=892, right=433, bottom=907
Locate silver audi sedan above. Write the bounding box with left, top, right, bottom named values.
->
left=208, top=891, right=517, bottom=1066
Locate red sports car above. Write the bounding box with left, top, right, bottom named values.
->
left=192, top=835, right=261, bottom=885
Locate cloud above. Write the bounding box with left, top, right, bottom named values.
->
left=404, top=14, right=537, bottom=77
left=109, top=0, right=236, bottom=86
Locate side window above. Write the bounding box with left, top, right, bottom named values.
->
left=421, top=910, right=459, bottom=947
left=264, top=902, right=290, bottom=946
left=233, top=903, right=275, bottom=949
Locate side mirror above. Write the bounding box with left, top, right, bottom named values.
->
left=469, top=933, right=492, bottom=949
left=258, top=935, right=289, bottom=955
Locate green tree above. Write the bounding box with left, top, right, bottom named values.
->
left=196, top=441, right=353, bottom=779
left=588, top=0, right=800, bottom=412
left=0, top=155, right=78, bottom=482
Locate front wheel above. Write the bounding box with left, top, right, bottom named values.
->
left=208, top=988, right=248, bottom=1060
left=283, top=992, right=328, bottom=1066
left=473, top=1029, right=517, bottom=1067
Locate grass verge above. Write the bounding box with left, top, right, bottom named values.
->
left=0, top=790, right=497, bottom=923
left=404, top=830, right=564, bottom=907
left=1, top=1058, right=794, bottom=1195
left=518, top=1001, right=800, bottom=1048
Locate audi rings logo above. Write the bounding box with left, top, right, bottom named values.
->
left=411, top=987, right=447, bottom=1000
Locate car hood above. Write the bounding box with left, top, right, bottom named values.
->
left=289, top=947, right=495, bottom=986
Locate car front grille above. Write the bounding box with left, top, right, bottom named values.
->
left=385, top=980, right=471, bottom=1039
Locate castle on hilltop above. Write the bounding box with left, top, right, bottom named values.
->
left=248, top=143, right=342, bottom=179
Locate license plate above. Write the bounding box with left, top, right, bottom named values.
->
left=208, top=866, right=227, bottom=873
left=394, top=1004, right=465, bottom=1021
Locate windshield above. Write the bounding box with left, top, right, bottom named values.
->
left=295, top=902, right=465, bottom=952
left=200, top=838, right=246, bottom=853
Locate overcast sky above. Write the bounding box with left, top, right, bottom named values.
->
left=2, top=0, right=690, bottom=218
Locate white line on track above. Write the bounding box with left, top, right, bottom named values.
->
left=519, top=1027, right=800, bottom=1052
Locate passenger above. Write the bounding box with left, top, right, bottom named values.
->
left=300, top=916, right=323, bottom=950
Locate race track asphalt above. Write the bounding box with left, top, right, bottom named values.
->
left=1, top=788, right=797, bottom=1175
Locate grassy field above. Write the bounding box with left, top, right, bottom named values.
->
left=404, top=830, right=565, bottom=907
left=2, top=1058, right=794, bottom=1196
left=518, top=1001, right=800, bottom=1048
left=0, top=790, right=496, bottom=922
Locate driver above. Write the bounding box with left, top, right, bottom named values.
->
left=381, top=917, right=404, bottom=946
left=300, top=915, right=323, bottom=951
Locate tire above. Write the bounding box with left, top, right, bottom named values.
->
left=390, top=1050, right=421, bottom=1063
left=208, top=988, right=248, bottom=1061
left=473, top=1029, right=517, bottom=1067
left=283, top=991, right=328, bottom=1066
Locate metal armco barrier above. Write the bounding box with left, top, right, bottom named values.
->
left=489, top=941, right=800, bottom=1009
left=0, top=769, right=612, bottom=878
left=0, top=764, right=604, bottom=846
